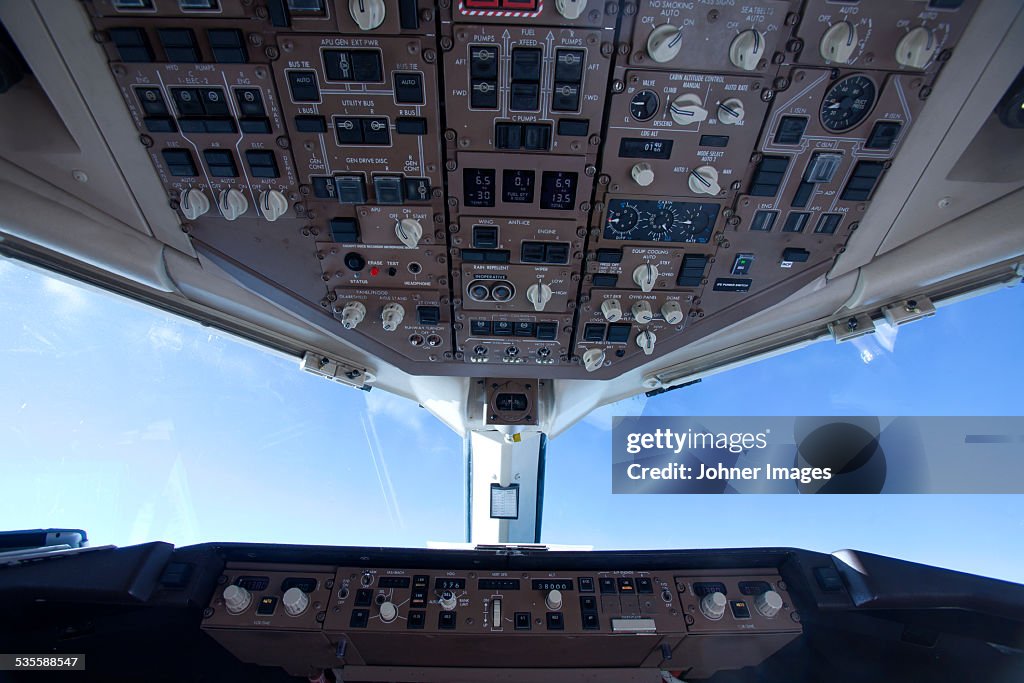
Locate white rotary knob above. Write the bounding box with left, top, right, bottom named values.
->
left=896, top=26, right=937, bottom=69
left=555, top=0, right=587, bottom=20
left=282, top=587, right=309, bottom=617
left=729, top=29, right=766, bottom=71
left=755, top=590, right=783, bottom=618
left=631, top=300, right=653, bottom=324
left=632, top=263, right=659, bottom=292
left=647, top=25, right=683, bottom=64
left=349, top=0, right=385, bottom=31
left=395, top=218, right=423, bottom=248
left=340, top=301, right=366, bottom=330
left=218, top=188, right=248, bottom=221
left=636, top=329, right=657, bottom=356
left=819, top=21, right=859, bottom=64
left=582, top=348, right=605, bottom=372
left=700, top=591, right=727, bottom=620
left=179, top=188, right=209, bottom=220
left=717, top=98, right=745, bottom=125
left=526, top=283, right=553, bottom=312
left=688, top=166, right=721, bottom=196
left=259, top=189, right=289, bottom=222
left=670, top=94, right=708, bottom=125
left=379, top=601, right=398, bottom=623
left=545, top=589, right=563, bottom=611
left=381, top=303, right=405, bottom=332
left=439, top=590, right=457, bottom=611
left=660, top=300, right=684, bottom=325
left=631, top=162, right=655, bottom=187
left=601, top=298, right=623, bottom=322
left=223, top=584, right=252, bottom=614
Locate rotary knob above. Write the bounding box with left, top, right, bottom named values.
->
left=349, top=0, right=385, bottom=31
left=896, top=26, right=937, bottom=69
left=754, top=590, right=783, bottom=618
left=632, top=264, right=659, bottom=292
left=631, top=162, right=655, bottom=187
left=439, top=590, right=457, bottom=611
left=688, top=166, right=721, bottom=196
left=660, top=300, right=684, bottom=325
left=729, top=29, right=766, bottom=71
left=340, top=301, right=366, bottom=330
left=582, top=347, right=606, bottom=372
left=395, top=218, right=423, bottom=248
left=379, top=601, right=398, bottom=623
left=819, top=21, right=859, bottom=64
left=545, top=589, right=563, bottom=611
left=646, top=24, right=683, bottom=64
left=555, top=0, right=586, bottom=20
left=179, top=188, right=209, bottom=220
left=601, top=298, right=623, bottom=322
left=223, top=585, right=252, bottom=615
left=259, top=189, right=289, bottom=222
left=381, top=303, right=405, bottom=332
left=717, top=98, right=745, bottom=125
left=631, top=300, right=653, bottom=324
left=526, top=283, right=553, bottom=312
left=636, top=330, right=657, bottom=356
left=700, top=591, right=727, bottom=620
left=670, top=94, right=708, bottom=125
left=218, top=188, right=248, bottom=221
left=282, top=587, right=309, bottom=617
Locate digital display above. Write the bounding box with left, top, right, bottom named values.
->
left=378, top=577, right=411, bottom=588
left=532, top=579, right=573, bottom=591
left=479, top=579, right=521, bottom=590
left=539, top=171, right=578, bottom=211
left=618, top=138, right=673, bottom=159
left=435, top=578, right=466, bottom=590
left=502, top=169, right=535, bottom=204
left=464, top=168, right=495, bottom=207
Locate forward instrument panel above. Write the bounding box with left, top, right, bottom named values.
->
left=85, top=0, right=980, bottom=379
left=202, top=562, right=801, bottom=679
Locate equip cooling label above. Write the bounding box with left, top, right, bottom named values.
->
left=611, top=416, right=1024, bottom=494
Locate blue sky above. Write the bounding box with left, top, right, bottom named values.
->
left=1, top=258, right=1022, bottom=583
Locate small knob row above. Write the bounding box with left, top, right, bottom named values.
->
left=178, top=188, right=288, bottom=222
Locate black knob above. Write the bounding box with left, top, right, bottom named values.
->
left=344, top=252, right=366, bottom=271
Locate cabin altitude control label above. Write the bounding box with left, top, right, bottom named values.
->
left=611, top=416, right=1024, bottom=494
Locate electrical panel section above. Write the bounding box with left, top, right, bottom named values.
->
left=85, top=0, right=981, bottom=379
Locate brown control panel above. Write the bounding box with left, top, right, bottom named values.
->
left=85, top=0, right=979, bottom=379
left=203, top=562, right=801, bottom=676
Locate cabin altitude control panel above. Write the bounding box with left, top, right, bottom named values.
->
left=85, top=0, right=980, bottom=379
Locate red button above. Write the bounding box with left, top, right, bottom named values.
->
left=370, top=266, right=380, bottom=276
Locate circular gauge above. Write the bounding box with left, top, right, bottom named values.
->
left=677, top=204, right=712, bottom=241
left=605, top=203, right=640, bottom=238
left=820, top=74, right=877, bottom=132
left=646, top=207, right=678, bottom=239
left=629, top=90, right=661, bottom=121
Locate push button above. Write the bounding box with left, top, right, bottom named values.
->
left=583, top=324, right=606, bottom=342
left=245, top=150, right=279, bottom=178
left=404, top=177, right=431, bottom=202
left=510, top=83, right=539, bottom=111
left=471, top=80, right=498, bottom=109
left=470, top=46, right=499, bottom=79
left=472, top=225, right=498, bottom=249
left=636, top=578, right=654, bottom=594
left=551, top=83, right=581, bottom=112
left=535, top=322, right=558, bottom=341
left=557, top=119, right=589, bottom=136
left=354, top=589, right=373, bottom=607
left=239, top=118, right=271, bottom=134
left=514, top=612, right=532, bottom=630
left=203, top=149, right=238, bottom=178
left=554, top=49, right=585, bottom=82
left=158, top=28, right=199, bottom=62
left=350, top=50, right=384, bottom=82
left=417, top=306, right=441, bottom=325
left=511, top=48, right=542, bottom=81
left=335, top=117, right=363, bottom=144
left=349, top=609, right=369, bottom=628
left=144, top=117, right=176, bottom=133
left=866, top=121, right=902, bottom=150
left=578, top=577, right=595, bottom=592
left=774, top=116, right=807, bottom=145
left=161, top=148, right=197, bottom=177
left=492, top=321, right=514, bottom=336
left=522, top=124, right=550, bottom=151
left=295, top=115, right=327, bottom=133
left=198, top=88, right=230, bottom=116
left=235, top=89, right=266, bottom=117
left=207, top=29, right=247, bottom=63
left=335, top=175, right=368, bottom=204
left=546, top=612, right=565, bottom=630
left=109, top=27, right=154, bottom=63
left=288, top=71, right=320, bottom=102
left=406, top=610, right=426, bottom=629
left=395, top=117, right=427, bottom=135
left=606, top=323, right=632, bottom=343
left=582, top=612, right=600, bottom=630
left=137, top=88, right=169, bottom=116
left=514, top=322, right=536, bottom=337
left=495, top=122, right=522, bottom=150
left=362, top=118, right=391, bottom=145
left=394, top=73, right=425, bottom=104
left=438, top=611, right=457, bottom=630
left=373, top=175, right=404, bottom=204
left=171, top=88, right=204, bottom=116
left=580, top=596, right=597, bottom=611
left=329, top=217, right=358, bottom=242
left=470, top=320, right=492, bottom=336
